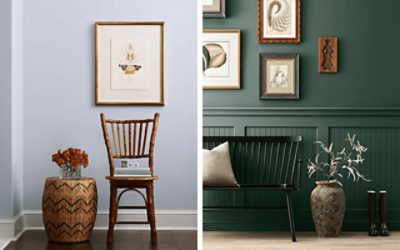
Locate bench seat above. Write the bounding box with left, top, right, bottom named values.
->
left=203, top=136, right=302, bottom=242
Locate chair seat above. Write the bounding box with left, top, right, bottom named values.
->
left=106, top=176, right=159, bottom=181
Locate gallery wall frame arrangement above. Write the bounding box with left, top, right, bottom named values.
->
left=319, top=37, right=338, bottom=73
left=258, top=0, right=301, bottom=43
left=203, top=0, right=226, bottom=18
left=202, top=29, right=241, bottom=90
left=259, top=53, right=299, bottom=99
left=95, top=22, right=165, bottom=106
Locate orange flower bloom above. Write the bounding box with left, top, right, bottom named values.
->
left=51, top=148, right=89, bottom=169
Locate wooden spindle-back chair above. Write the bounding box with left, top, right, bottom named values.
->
left=100, top=113, right=160, bottom=245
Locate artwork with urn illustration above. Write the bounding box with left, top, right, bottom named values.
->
left=96, top=22, right=165, bottom=105
left=258, top=0, right=300, bottom=43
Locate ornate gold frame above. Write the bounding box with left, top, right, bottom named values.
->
left=258, top=0, right=301, bottom=43
left=95, top=22, right=165, bottom=106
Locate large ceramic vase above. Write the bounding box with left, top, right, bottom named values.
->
left=310, top=180, right=345, bottom=237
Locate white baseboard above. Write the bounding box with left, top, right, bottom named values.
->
left=0, top=219, right=15, bottom=240
left=24, top=209, right=197, bottom=230
left=0, top=214, right=24, bottom=250
left=0, top=214, right=23, bottom=239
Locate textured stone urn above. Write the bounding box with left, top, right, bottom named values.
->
left=311, top=180, right=345, bottom=237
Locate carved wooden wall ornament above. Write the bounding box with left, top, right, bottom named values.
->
left=319, top=37, right=338, bottom=73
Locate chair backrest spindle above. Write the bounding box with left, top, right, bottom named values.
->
left=100, top=113, right=160, bottom=176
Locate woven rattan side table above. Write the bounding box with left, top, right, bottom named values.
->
left=42, top=177, right=98, bottom=243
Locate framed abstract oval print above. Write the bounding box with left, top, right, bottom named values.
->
left=95, top=22, right=165, bottom=105
left=202, top=29, right=241, bottom=89
left=258, top=0, right=300, bottom=43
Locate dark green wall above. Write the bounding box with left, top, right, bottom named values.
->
left=203, top=0, right=400, bottom=232
left=204, top=0, right=400, bottom=107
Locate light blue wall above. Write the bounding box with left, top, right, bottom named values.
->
left=0, top=0, right=13, bottom=218
left=22, top=0, right=198, bottom=210
left=0, top=0, right=23, bottom=219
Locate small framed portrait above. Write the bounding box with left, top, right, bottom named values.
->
left=95, top=22, right=165, bottom=105
left=202, top=29, right=241, bottom=89
left=258, top=0, right=300, bottom=43
left=203, top=0, right=226, bottom=18
left=259, top=53, right=299, bottom=99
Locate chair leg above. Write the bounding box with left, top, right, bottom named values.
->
left=286, top=191, right=296, bottom=242
left=107, top=185, right=118, bottom=245
left=146, top=183, right=157, bottom=245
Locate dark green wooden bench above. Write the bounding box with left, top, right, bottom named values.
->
left=203, top=136, right=302, bottom=242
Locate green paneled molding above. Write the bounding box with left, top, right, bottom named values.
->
left=203, top=112, right=400, bottom=231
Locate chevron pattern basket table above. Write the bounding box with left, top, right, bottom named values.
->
left=42, top=177, right=98, bottom=243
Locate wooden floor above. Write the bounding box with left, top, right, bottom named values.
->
left=4, top=230, right=196, bottom=250
left=204, top=231, right=400, bottom=250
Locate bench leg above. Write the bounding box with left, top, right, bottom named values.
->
left=286, top=191, right=296, bottom=242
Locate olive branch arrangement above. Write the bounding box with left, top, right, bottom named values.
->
left=307, top=133, right=370, bottom=186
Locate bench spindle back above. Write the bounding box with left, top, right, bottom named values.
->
left=203, top=136, right=302, bottom=188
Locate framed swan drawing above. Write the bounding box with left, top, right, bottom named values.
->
left=258, top=0, right=300, bottom=43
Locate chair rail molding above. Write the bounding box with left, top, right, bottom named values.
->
left=204, top=107, right=400, bottom=117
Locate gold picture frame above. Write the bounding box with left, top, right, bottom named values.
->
left=95, top=22, right=165, bottom=106
left=202, top=29, right=241, bottom=90
left=258, top=0, right=301, bottom=43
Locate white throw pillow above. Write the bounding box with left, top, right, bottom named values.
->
left=203, top=142, right=239, bottom=187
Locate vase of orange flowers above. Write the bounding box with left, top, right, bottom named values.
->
left=52, top=148, right=89, bottom=179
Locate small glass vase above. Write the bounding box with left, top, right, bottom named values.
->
left=60, top=165, right=81, bottom=179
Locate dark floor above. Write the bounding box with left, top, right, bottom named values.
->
left=4, top=230, right=197, bottom=250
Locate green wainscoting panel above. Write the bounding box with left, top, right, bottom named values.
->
left=329, top=127, right=400, bottom=209
left=203, top=111, right=400, bottom=231
left=203, top=126, right=235, bottom=136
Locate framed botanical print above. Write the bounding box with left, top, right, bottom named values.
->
left=202, top=30, right=241, bottom=89
left=258, top=0, right=300, bottom=43
left=95, top=22, right=165, bottom=105
left=203, top=0, right=226, bottom=18
left=260, top=53, right=299, bottom=99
